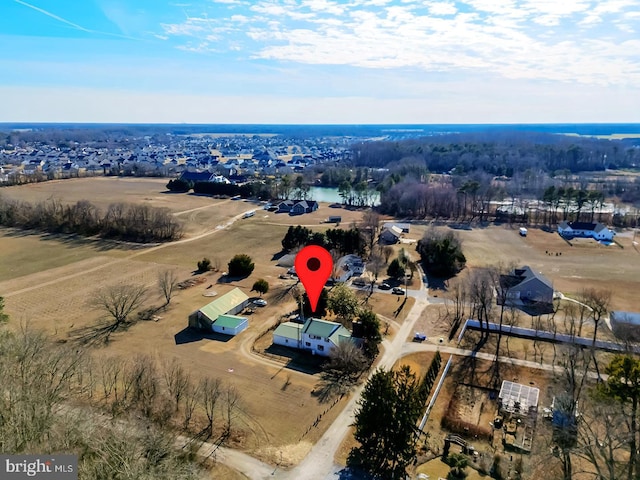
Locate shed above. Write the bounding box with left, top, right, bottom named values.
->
left=610, top=311, right=640, bottom=341
left=212, top=314, right=248, bottom=336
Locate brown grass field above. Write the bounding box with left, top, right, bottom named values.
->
left=0, top=177, right=374, bottom=466
left=405, top=223, right=640, bottom=311
left=1, top=177, right=639, bottom=471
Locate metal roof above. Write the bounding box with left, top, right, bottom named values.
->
left=302, top=318, right=342, bottom=338
left=199, top=287, right=249, bottom=322
left=214, top=315, right=248, bottom=329
left=273, top=322, right=303, bottom=341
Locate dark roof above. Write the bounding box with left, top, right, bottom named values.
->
left=562, top=221, right=598, bottom=231
left=499, top=265, right=553, bottom=291
left=180, top=171, right=212, bottom=182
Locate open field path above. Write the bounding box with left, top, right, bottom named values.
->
left=172, top=199, right=232, bottom=216
left=2, top=206, right=254, bottom=299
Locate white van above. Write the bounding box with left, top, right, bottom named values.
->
left=243, top=211, right=255, bottom=219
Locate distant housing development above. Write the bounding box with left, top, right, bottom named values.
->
left=272, top=317, right=352, bottom=357
left=188, top=287, right=250, bottom=336
left=558, top=221, right=615, bottom=242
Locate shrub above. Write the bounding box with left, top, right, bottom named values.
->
left=228, top=254, right=254, bottom=278
left=197, top=258, right=211, bottom=273
left=251, top=279, right=269, bottom=296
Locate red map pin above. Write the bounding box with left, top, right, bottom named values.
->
left=295, top=245, right=333, bottom=313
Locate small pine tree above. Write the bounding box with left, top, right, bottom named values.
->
left=197, top=257, right=211, bottom=273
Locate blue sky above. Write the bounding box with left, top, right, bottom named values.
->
left=1, top=0, right=639, bottom=123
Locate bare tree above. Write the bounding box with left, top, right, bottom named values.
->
left=581, top=288, right=612, bottom=379
left=467, top=269, right=494, bottom=341
left=199, top=377, right=222, bottom=439
left=382, top=245, right=393, bottom=264
left=158, top=269, right=179, bottom=306
left=366, top=251, right=385, bottom=295
left=162, top=358, right=190, bottom=412
left=221, top=385, right=241, bottom=441
left=126, top=355, right=159, bottom=418
left=91, top=283, right=148, bottom=330
left=182, top=381, right=200, bottom=432
left=100, top=360, right=123, bottom=404
left=361, top=210, right=382, bottom=255
left=576, top=398, right=628, bottom=480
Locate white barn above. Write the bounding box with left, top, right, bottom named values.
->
left=188, top=287, right=250, bottom=336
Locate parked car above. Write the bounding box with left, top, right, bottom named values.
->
left=379, top=282, right=391, bottom=290
left=413, top=332, right=427, bottom=342
left=253, top=299, right=267, bottom=307
left=392, top=287, right=405, bottom=295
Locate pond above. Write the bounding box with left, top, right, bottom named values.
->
left=307, top=186, right=380, bottom=206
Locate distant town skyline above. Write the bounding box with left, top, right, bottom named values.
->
left=1, top=0, right=639, bottom=124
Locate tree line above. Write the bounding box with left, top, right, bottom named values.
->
left=0, top=196, right=183, bottom=242
left=281, top=225, right=366, bottom=256
left=351, top=132, right=640, bottom=175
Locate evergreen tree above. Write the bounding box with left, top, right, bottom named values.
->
left=416, top=229, right=466, bottom=277
left=349, top=366, right=423, bottom=479
left=251, top=279, right=269, bottom=297
left=327, top=283, right=360, bottom=324
left=357, top=309, right=382, bottom=359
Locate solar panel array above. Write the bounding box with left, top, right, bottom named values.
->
left=498, top=381, right=540, bottom=414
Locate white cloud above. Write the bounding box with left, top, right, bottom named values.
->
left=426, top=2, right=457, bottom=16
left=157, top=0, right=640, bottom=87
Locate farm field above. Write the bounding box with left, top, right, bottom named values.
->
left=0, top=177, right=377, bottom=467
left=1, top=176, right=639, bottom=474
left=406, top=223, right=640, bottom=312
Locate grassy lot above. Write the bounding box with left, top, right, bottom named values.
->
left=0, top=231, right=133, bottom=282
left=411, top=224, right=640, bottom=312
